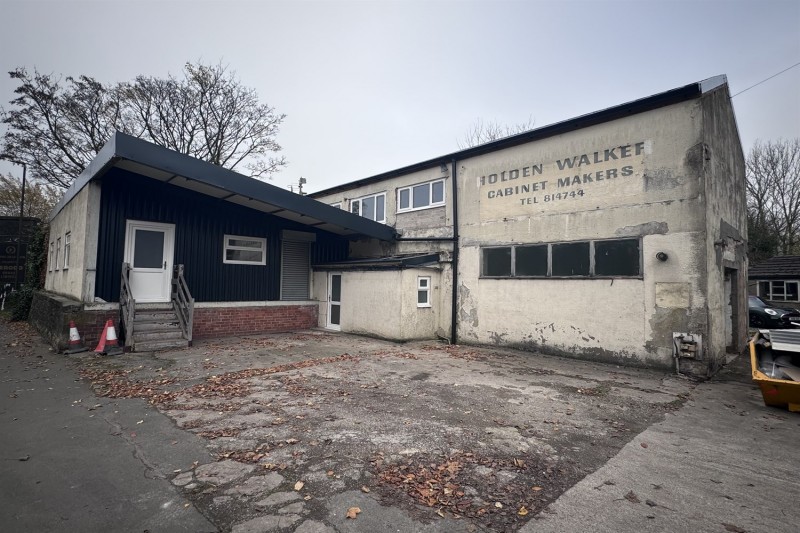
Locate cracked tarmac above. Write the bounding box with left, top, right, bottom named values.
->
left=3, top=318, right=798, bottom=532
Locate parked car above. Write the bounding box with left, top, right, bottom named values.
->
left=749, top=296, right=800, bottom=329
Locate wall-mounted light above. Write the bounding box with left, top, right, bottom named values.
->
left=656, top=252, right=669, bottom=262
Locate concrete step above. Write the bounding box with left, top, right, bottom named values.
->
left=133, top=329, right=184, bottom=342
left=134, top=338, right=189, bottom=352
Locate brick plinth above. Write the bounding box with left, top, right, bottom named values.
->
left=192, top=305, right=318, bottom=339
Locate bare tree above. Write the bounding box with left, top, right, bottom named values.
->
left=0, top=173, right=61, bottom=220
left=746, top=138, right=800, bottom=258
left=457, top=115, right=535, bottom=149
left=1, top=62, right=287, bottom=189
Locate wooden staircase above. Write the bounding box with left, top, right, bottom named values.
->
left=121, top=263, right=194, bottom=352
left=131, top=305, right=189, bottom=351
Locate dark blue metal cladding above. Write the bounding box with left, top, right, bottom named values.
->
left=95, top=168, right=349, bottom=302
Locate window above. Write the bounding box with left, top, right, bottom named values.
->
left=417, top=276, right=431, bottom=307
left=515, top=245, right=548, bottom=276
left=55, top=238, right=61, bottom=271
left=595, top=239, right=640, bottom=276
left=481, top=238, right=641, bottom=278
left=63, top=232, right=71, bottom=270
left=759, top=280, right=800, bottom=302
left=398, top=179, right=446, bottom=212
left=552, top=242, right=590, bottom=277
left=351, top=193, right=386, bottom=223
left=48, top=242, right=54, bottom=272
left=482, top=247, right=512, bottom=277
left=223, top=235, right=266, bottom=265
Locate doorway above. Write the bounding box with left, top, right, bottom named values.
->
left=124, top=220, right=175, bottom=303
left=327, top=272, right=342, bottom=330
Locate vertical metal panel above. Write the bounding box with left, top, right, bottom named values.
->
left=281, top=241, right=310, bottom=300
left=96, top=168, right=349, bottom=302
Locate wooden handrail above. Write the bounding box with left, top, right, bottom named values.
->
left=171, top=264, right=194, bottom=344
left=120, top=262, right=135, bottom=349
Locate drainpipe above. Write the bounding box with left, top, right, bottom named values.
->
left=450, top=159, right=459, bottom=345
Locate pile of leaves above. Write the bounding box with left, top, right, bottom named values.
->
left=197, top=427, right=241, bottom=439
left=421, top=345, right=483, bottom=361
left=374, top=452, right=559, bottom=529
left=79, top=369, right=179, bottom=405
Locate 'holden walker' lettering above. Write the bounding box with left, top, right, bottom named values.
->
left=478, top=142, right=647, bottom=206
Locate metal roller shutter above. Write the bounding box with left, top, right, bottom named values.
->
left=281, top=241, right=310, bottom=300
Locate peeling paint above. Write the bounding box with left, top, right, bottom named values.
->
left=614, top=221, right=668, bottom=237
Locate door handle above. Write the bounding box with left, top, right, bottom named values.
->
left=163, top=261, right=167, bottom=269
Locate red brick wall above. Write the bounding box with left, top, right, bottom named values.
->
left=79, top=312, right=120, bottom=349
left=192, top=305, right=318, bottom=339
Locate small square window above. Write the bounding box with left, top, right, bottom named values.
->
left=594, top=239, right=640, bottom=276
left=397, top=179, right=446, bottom=213
left=552, top=242, right=590, bottom=276
left=515, top=245, right=548, bottom=276
left=482, top=247, right=512, bottom=277
left=417, top=276, right=431, bottom=307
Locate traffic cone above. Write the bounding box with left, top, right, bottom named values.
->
left=93, top=320, right=109, bottom=354
left=64, top=320, right=88, bottom=354
left=100, top=319, right=123, bottom=356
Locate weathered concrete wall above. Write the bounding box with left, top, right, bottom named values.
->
left=313, top=268, right=445, bottom=341
left=45, top=182, right=101, bottom=302
left=456, top=100, right=707, bottom=368
left=699, top=84, right=748, bottom=374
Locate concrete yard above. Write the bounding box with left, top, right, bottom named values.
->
left=2, top=319, right=799, bottom=533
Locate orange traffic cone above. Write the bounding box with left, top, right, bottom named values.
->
left=94, top=320, right=109, bottom=354
left=101, top=319, right=123, bottom=356
left=65, top=320, right=88, bottom=354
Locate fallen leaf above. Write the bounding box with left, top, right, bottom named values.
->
left=436, top=509, right=446, bottom=518
left=18, top=455, right=30, bottom=461
left=518, top=506, right=529, bottom=516
left=640, top=442, right=648, bottom=448
left=646, top=499, right=658, bottom=507
left=294, top=481, right=304, bottom=491
left=494, top=502, right=503, bottom=509
left=361, top=486, right=370, bottom=493
left=346, top=507, right=361, bottom=519
left=327, top=470, right=334, bottom=476
left=532, top=486, right=543, bottom=492
left=624, top=490, right=641, bottom=504
left=136, top=420, right=144, bottom=425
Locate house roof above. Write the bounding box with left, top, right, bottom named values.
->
left=310, top=75, right=729, bottom=198
left=749, top=256, right=800, bottom=279
left=49, top=133, right=397, bottom=241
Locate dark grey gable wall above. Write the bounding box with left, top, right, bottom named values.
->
left=95, top=168, right=348, bottom=302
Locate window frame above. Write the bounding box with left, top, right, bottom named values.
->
left=63, top=232, right=71, bottom=270
left=350, top=192, right=386, bottom=223
left=55, top=237, right=61, bottom=271
left=480, top=238, right=642, bottom=279
left=222, top=234, right=267, bottom=265
left=417, top=276, right=432, bottom=308
left=397, top=179, right=446, bottom=213
left=759, top=280, right=800, bottom=302
left=48, top=242, right=54, bottom=272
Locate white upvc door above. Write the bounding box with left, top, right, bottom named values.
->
left=327, top=272, right=342, bottom=330
left=124, top=220, right=175, bottom=303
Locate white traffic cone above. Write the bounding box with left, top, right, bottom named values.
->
left=65, top=320, right=88, bottom=354
left=101, top=319, right=123, bottom=356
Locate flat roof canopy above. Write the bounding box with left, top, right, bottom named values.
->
left=50, top=132, right=397, bottom=242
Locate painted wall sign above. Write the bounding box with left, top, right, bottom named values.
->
left=477, top=141, right=651, bottom=220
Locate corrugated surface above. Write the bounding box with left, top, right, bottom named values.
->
left=96, top=168, right=348, bottom=302
left=281, top=241, right=310, bottom=300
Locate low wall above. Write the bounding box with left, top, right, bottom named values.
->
left=29, top=291, right=118, bottom=351
left=29, top=292, right=319, bottom=351
left=192, top=304, right=318, bottom=339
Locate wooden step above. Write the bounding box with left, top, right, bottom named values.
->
left=134, top=311, right=179, bottom=322
left=134, top=338, right=189, bottom=352
left=133, top=329, right=184, bottom=342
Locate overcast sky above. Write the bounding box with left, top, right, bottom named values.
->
left=1, top=0, right=798, bottom=193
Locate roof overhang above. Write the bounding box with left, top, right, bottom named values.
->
left=50, top=133, right=397, bottom=242
left=313, top=253, right=441, bottom=271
